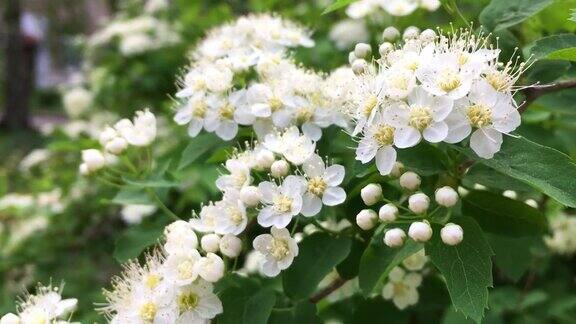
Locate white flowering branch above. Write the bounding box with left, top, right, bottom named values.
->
left=518, top=79, right=576, bottom=113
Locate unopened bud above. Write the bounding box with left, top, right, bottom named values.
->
left=356, top=209, right=377, bottom=230
left=384, top=228, right=406, bottom=247
left=440, top=223, right=463, bottom=246
left=408, top=221, right=433, bottom=242
left=435, top=186, right=459, bottom=207
left=270, top=160, right=289, bottom=178
left=361, top=183, right=382, bottom=206
left=219, top=234, right=242, bottom=258
left=399, top=171, right=421, bottom=191
left=382, top=26, right=400, bottom=41
left=201, top=234, right=221, bottom=253
left=408, top=193, right=429, bottom=214
left=379, top=203, right=398, bottom=222
left=354, top=43, right=372, bottom=59
left=240, top=186, right=261, bottom=207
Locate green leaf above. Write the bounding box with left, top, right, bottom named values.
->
left=463, top=164, right=533, bottom=192
left=480, top=0, right=553, bottom=31
left=426, top=217, right=493, bottom=323
left=110, top=188, right=152, bottom=205
left=269, top=301, right=321, bottom=324
left=397, top=143, right=446, bottom=175
left=113, top=226, right=164, bottom=263
left=358, top=238, right=423, bottom=295
left=547, top=47, right=576, bottom=61
left=525, top=34, right=576, bottom=60
left=322, top=0, right=356, bottom=14
left=336, top=239, right=365, bottom=279
left=283, top=233, right=351, bottom=300
left=218, top=285, right=276, bottom=324
left=534, top=88, right=576, bottom=115
left=178, top=133, right=222, bottom=170
left=123, top=177, right=177, bottom=188
left=454, top=136, right=576, bottom=208
left=462, top=191, right=547, bottom=237
left=487, top=234, right=539, bottom=281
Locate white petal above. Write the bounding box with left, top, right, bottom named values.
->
left=470, top=128, right=503, bottom=159
left=394, top=127, right=421, bottom=148
left=257, top=207, right=276, bottom=227
left=301, top=193, right=322, bottom=216
left=355, top=137, right=378, bottom=163
left=423, top=122, right=448, bottom=143
left=324, top=165, right=345, bottom=186
left=253, top=234, right=273, bottom=252
left=258, top=182, right=277, bottom=203
left=251, top=103, right=272, bottom=118
left=375, top=146, right=397, bottom=175
left=302, top=122, right=322, bottom=141
left=303, top=154, right=325, bottom=178
left=187, top=119, right=204, bottom=137
left=215, top=122, right=238, bottom=141
left=444, top=112, right=471, bottom=143
left=322, top=187, right=346, bottom=206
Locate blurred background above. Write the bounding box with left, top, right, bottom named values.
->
left=3, top=0, right=576, bottom=322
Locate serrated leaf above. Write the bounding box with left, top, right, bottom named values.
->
left=426, top=217, right=493, bottom=323
left=322, top=0, right=356, bottom=14
left=178, top=133, right=222, bottom=170
left=547, top=47, right=576, bottom=61
left=462, top=191, right=547, bottom=237
left=283, top=233, right=351, bottom=300
left=358, top=239, right=422, bottom=295
left=454, top=136, right=576, bottom=208
left=113, top=226, right=164, bottom=263
left=218, top=285, right=276, bottom=324
left=525, top=34, right=576, bottom=59
left=480, top=0, right=553, bottom=31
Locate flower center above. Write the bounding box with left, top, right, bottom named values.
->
left=145, top=274, right=160, bottom=290
left=193, top=79, right=206, bottom=91
left=373, top=125, right=395, bottom=147
left=393, top=282, right=409, bottom=296
left=390, top=74, right=409, bottom=91
left=458, top=53, right=469, bottom=66
left=269, top=97, right=283, bottom=112
left=296, top=106, right=313, bottom=123
left=408, top=106, right=433, bottom=131
left=467, top=104, right=492, bottom=128
left=139, top=302, right=157, bottom=322
left=484, top=71, right=509, bottom=92
left=405, top=60, right=419, bottom=71
left=437, top=70, right=461, bottom=92
left=192, top=101, right=207, bottom=118
left=273, top=195, right=293, bottom=213
left=227, top=206, right=244, bottom=225
left=178, top=292, right=199, bottom=312
left=268, top=238, right=290, bottom=260
left=219, top=103, right=235, bottom=120
left=177, top=260, right=195, bottom=280
left=233, top=172, right=247, bottom=187
left=363, top=95, right=378, bottom=117
left=308, top=177, right=327, bottom=196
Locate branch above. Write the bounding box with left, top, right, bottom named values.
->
left=309, top=277, right=347, bottom=304
left=518, top=79, right=576, bottom=113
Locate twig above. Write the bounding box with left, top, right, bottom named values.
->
left=518, top=79, right=576, bottom=113
left=309, top=277, right=347, bottom=303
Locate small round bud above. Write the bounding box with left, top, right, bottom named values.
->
left=503, top=190, right=517, bottom=200
left=270, top=160, right=289, bottom=178
left=382, top=26, right=400, bottom=41
left=403, top=26, right=420, bottom=40
left=354, top=43, right=372, bottom=59
left=79, top=163, right=90, bottom=176
left=361, top=183, right=382, bottom=206
left=399, top=171, right=421, bottom=191
left=421, top=0, right=441, bottom=11
left=419, top=29, right=436, bottom=42
left=201, top=234, right=221, bottom=253
left=408, top=221, right=433, bottom=242
left=356, top=209, right=377, bottom=230
left=384, top=228, right=406, bottom=247
left=348, top=51, right=357, bottom=64
left=256, top=149, right=275, bottom=169
left=525, top=199, right=538, bottom=208
left=390, top=161, right=404, bottom=178
left=240, top=185, right=261, bottom=207
left=435, top=186, right=459, bottom=207
left=1, top=313, right=20, bottom=324
left=473, top=183, right=487, bottom=190
left=219, top=234, right=242, bottom=258
left=378, top=42, right=394, bottom=57
left=352, top=59, right=368, bottom=75
left=105, top=137, right=128, bottom=155
left=408, top=193, right=429, bottom=214
left=196, top=253, right=225, bottom=282
left=440, top=223, right=463, bottom=246
left=81, top=149, right=106, bottom=172
left=379, top=203, right=398, bottom=222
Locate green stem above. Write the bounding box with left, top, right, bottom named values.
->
left=146, top=188, right=180, bottom=221
left=382, top=196, right=411, bottom=213
left=96, top=176, right=122, bottom=188
left=291, top=217, right=300, bottom=235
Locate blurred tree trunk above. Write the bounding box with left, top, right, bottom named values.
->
left=1, top=0, right=32, bottom=131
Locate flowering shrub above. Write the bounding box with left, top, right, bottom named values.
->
left=3, top=0, right=576, bottom=323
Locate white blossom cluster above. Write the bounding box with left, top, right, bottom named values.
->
left=0, top=284, right=78, bottom=324
left=355, top=167, right=464, bottom=247
left=62, top=87, right=93, bottom=118
left=80, top=109, right=157, bottom=175
left=101, top=226, right=224, bottom=323
left=345, top=27, right=528, bottom=175
left=544, top=213, right=576, bottom=256
left=174, top=14, right=350, bottom=141
left=382, top=250, right=428, bottom=309
left=346, top=0, right=441, bottom=18
left=186, top=126, right=346, bottom=277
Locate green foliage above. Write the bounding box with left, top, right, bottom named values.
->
left=113, top=223, right=164, bottom=263
left=322, top=0, right=357, bottom=14
left=480, top=0, right=553, bottom=31
left=218, top=276, right=277, bottom=324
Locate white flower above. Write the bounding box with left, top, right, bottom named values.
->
left=346, top=0, right=380, bottom=18
left=382, top=267, right=422, bottom=309
left=120, top=204, right=157, bottom=224
left=195, top=253, right=225, bottom=283
left=356, top=209, right=378, bottom=230
left=381, top=0, right=419, bottom=16
left=115, top=109, right=157, bottom=146
left=360, top=183, right=382, bottom=206
left=384, top=228, right=406, bottom=247
left=263, top=127, right=316, bottom=165
left=0, top=313, right=19, bottom=324
left=200, top=234, right=221, bottom=253
left=444, top=80, right=520, bottom=158
left=81, top=149, right=106, bottom=173
left=545, top=214, right=576, bottom=255
left=253, top=227, right=299, bottom=277
left=214, top=190, right=248, bottom=235
left=219, top=234, right=242, bottom=258
left=216, top=159, right=252, bottom=192
left=62, top=87, right=92, bottom=118
left=416, top=52, right=477, bottom=100
left=164, top=221, right=198, bottom=255
left=408, top=221, right=433, bottom=242
left=190, top=204, right=219, bottom=233
left=387, top=86, right=453, bottom=147
left=379, top=203, right=399, bottom=222
left=257, top=175, right=305, bottom=228
left=402, top=249, right=428, bottom=271
left=204, top=93, right=243, bottom=140
left=420, top=0, right=441, bottom=11
left=399, top=171, right=421, bottom=191
left=163, top=249, right=202, bottom=286
left=175, top=281, right=223, bottom=323
left=270, top=160, right=290, bottom=178
left=441, top=223, right=464, bottom=246
left=8, top=284, right=78, bottom=324
left=408, top=193, right=429, bottom=214
left=174, top=95, right=209, bottom=137
left=240, top=185, right=262, bottom=207
left=435, top=186, right=459, bottom=207
left=381, top=66, right=417, bottom=100
left=300, top=154, right=346, bottom=216
left=105, top=137, right=128, bottom=155
left=355, top=112, right=398, bottom=175
left=329, top=19, right=369, bottom=50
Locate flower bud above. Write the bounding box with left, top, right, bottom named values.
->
left=390, top=161, right=404, bottom=178
left=105, top=137, right=128, bottom=155
left=378, top=42, right=394, bottom=57
left=79, top=163, right=90, bottom=176
left=440, top=223, right=463, bottom=246
left=354, top=43, right=372, bottom=59
left=382, top=27, right=400, bottom=41
left=361, top=183, right=382, bottom=206
left=421, top=0, right=441, bottom=11
left=473, top=183, right=486, bottom=190
left=356, top=209, right=377, bottom=230
left=0, top=313, right=20, bottom=324
left=379, top=203, right=398, bottom=222
left=219, top=234, right=242, bottom=258
left=419, top=29, right=436, bottom=42
left=408, top=221, right=433, bottom=242
left=270, top=160, right=289, bottom=178
left=435, top=186, right=459, bottom=207
left=240, top=185, right=261, bottom=207
left=525, top=199, right=538, bottom=208
left=408, top=193, right=429, bottom=214
left=457, top=186, right=469, bottom=197
left=503, top=190, right=517, bottom=199
left=348, top=51, right=357, bottom=64
left=384, top=228, right=406, bottom=247
left=399, top=171, right=420, bottom=191
left=99, top=126, right=118, bottom=146
left=352, top=59, right=368, bottom=75
left=81, top=149, right=106, bottom=172
left=256, top=149, right=275, bottom=169
left=403, top=26, right=420, bottom=40
left=195, top=253, right=225, bottom=282
left=201, top=234, right=221, bottom=253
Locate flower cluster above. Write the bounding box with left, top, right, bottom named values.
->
left=101, top=225, right=224, bottom=323
left=62, top=87, right=93, bottom=118
left=544, top=213, right=576, bottom=255
left=186, top=126, right=346, bottom=276
left=346, top=0, right=441, bottom=18
left=355, top=167, right=464, bottom=247
left=174, top=14, right=349, bottom=141
left=382, top=250, right=428, bottom=309
left=345, top=27, right=528, bottom=175
left=0, top=284, right=78, bottom=324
